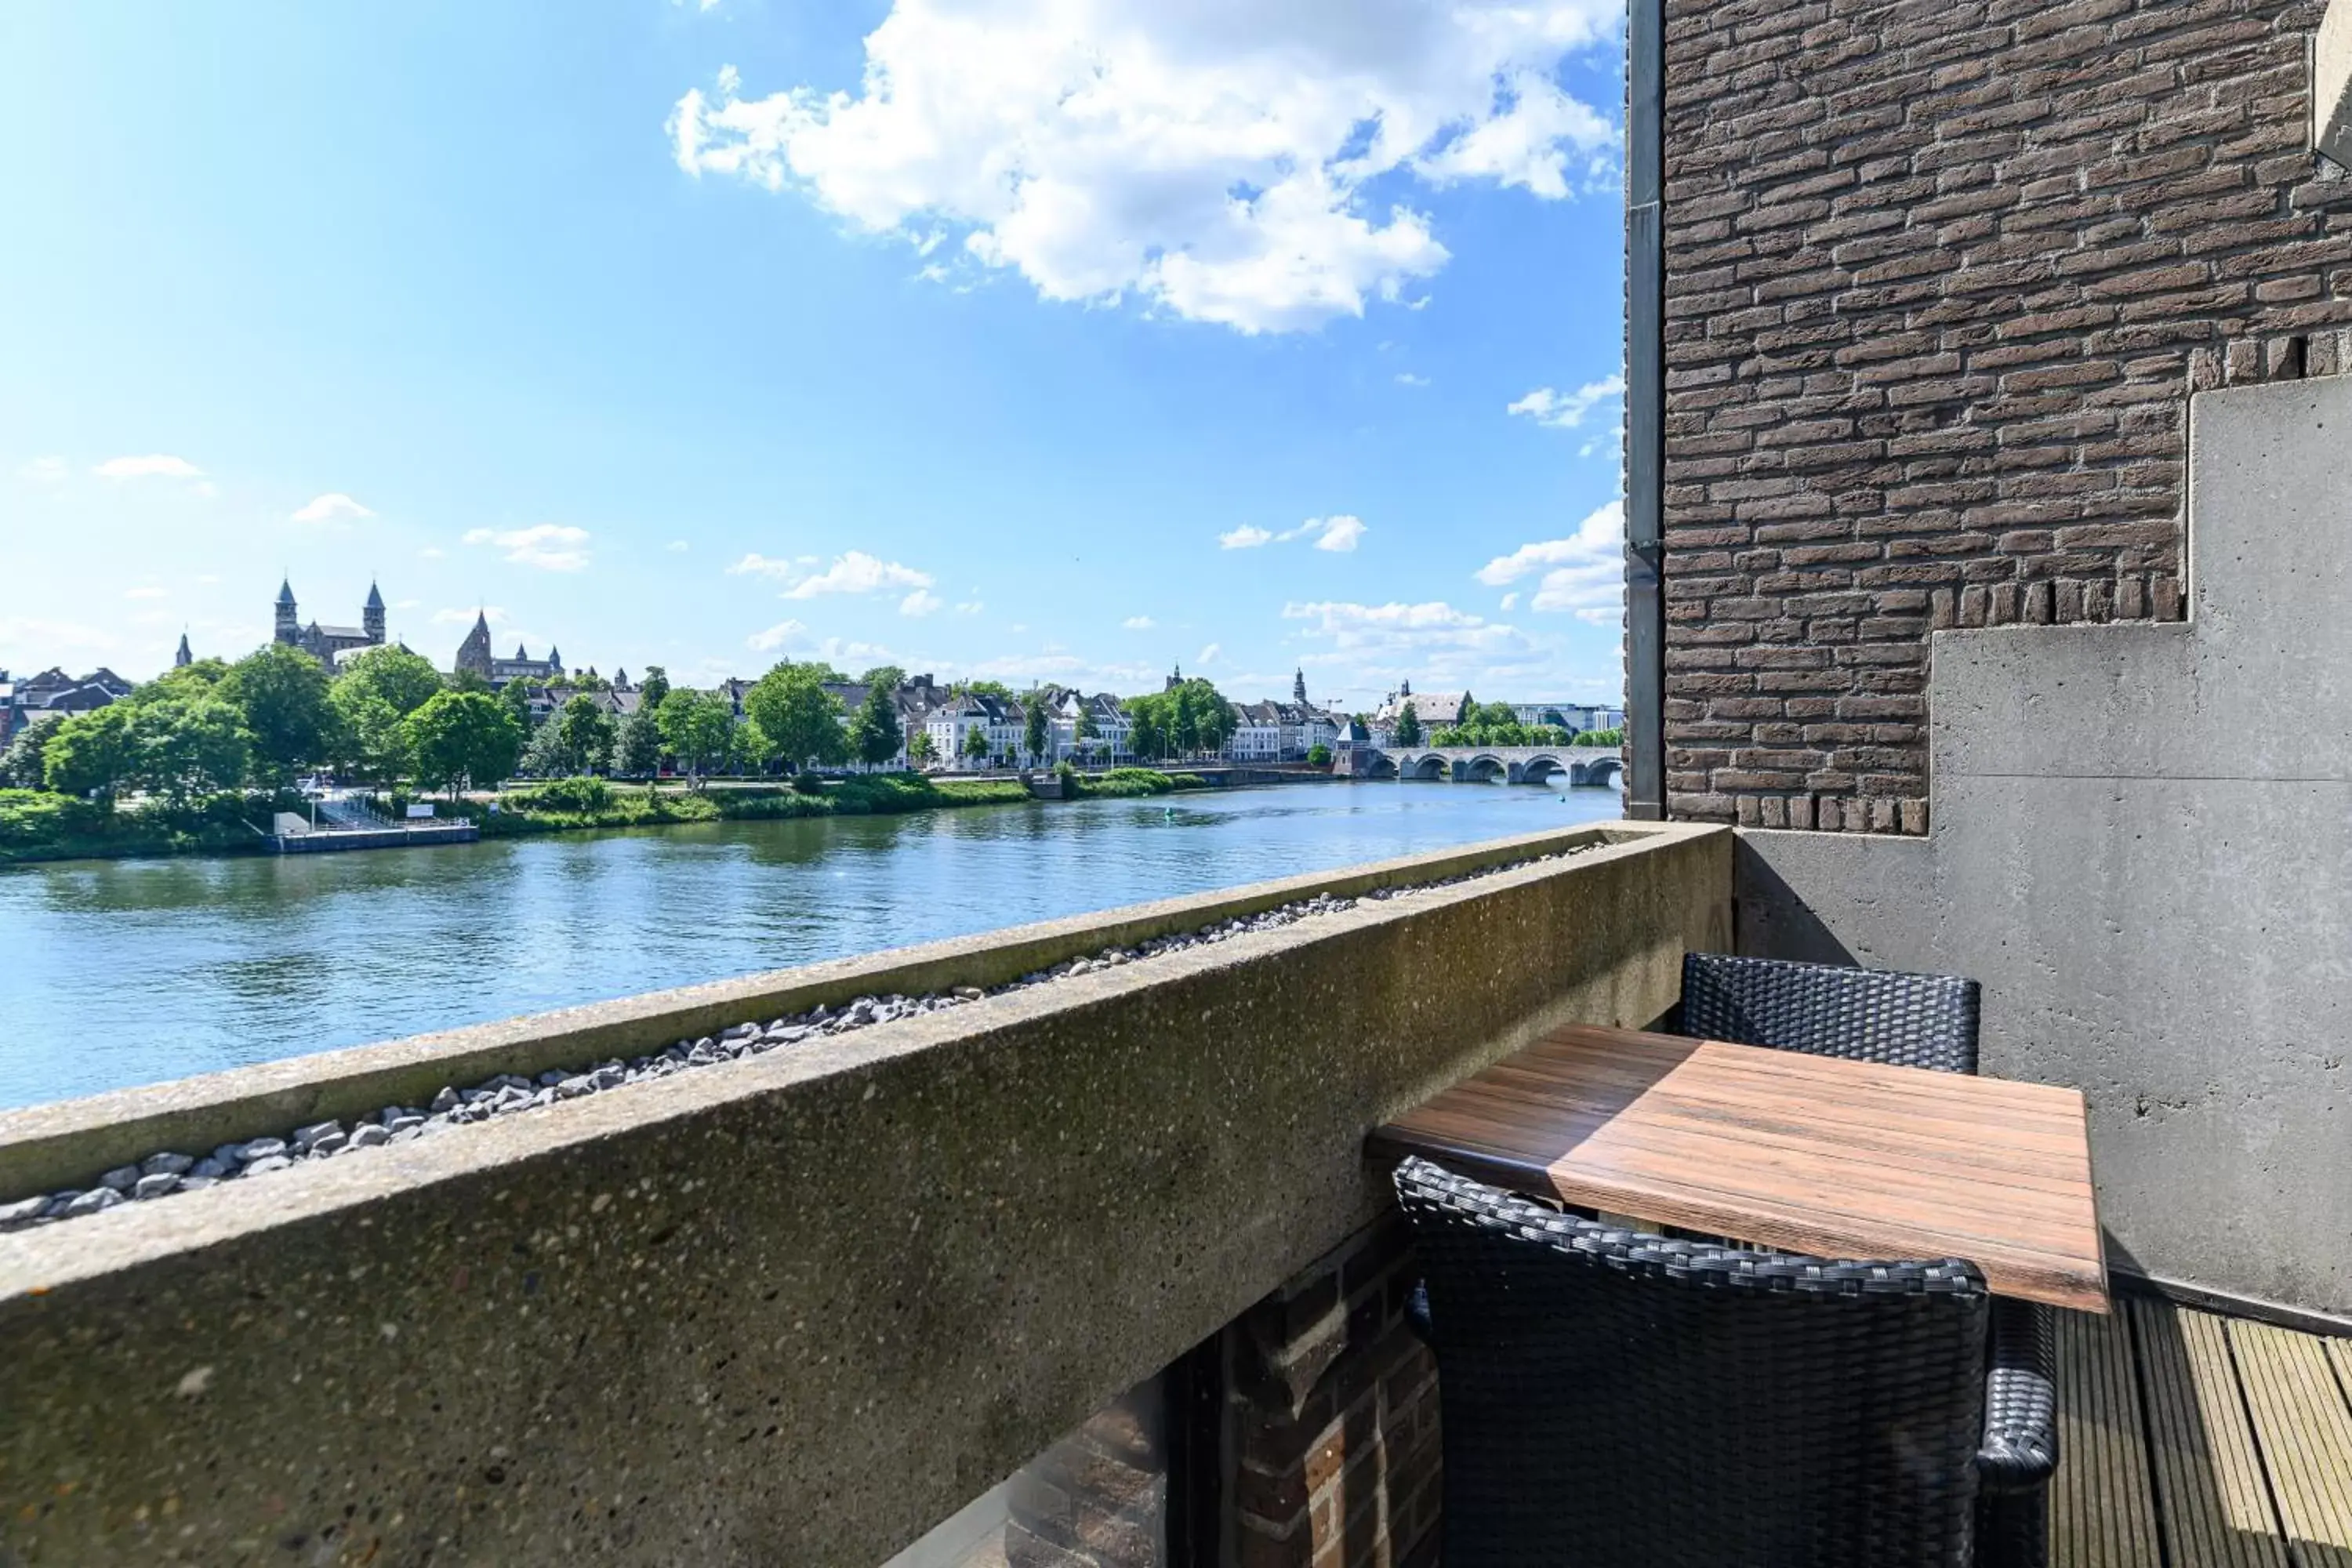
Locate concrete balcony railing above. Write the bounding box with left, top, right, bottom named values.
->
left=0, top=821, right=1727, bottom=1566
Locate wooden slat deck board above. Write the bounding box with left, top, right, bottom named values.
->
left=2230, top=1319, right=2352, bottom=1567
left=2055, top=1307, right=2166, bottom=1568
left=2049, top=1305, right=2352, bottom=1568
left=1370, top=1022, right=2107, bottom=1310
left=2132, top=1299, right=2288, bottom=1567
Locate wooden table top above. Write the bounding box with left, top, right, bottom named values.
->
left=1370, top=1022, right=2108, bottom=1313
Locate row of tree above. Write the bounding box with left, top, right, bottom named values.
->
left=0, top=644, right=1263, bottom=805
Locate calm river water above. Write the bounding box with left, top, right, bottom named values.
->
left=0, top=782, right=1621, bottom=1109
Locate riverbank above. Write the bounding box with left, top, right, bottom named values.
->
left=0, top=770, right=1214, bottom=866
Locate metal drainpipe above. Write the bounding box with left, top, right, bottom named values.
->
left=1624, top=0, right=1668, bottom=819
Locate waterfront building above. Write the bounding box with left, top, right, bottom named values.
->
left=275, top=579, right=387, bottom=668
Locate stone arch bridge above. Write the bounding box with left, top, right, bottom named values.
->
left=1341, top=747, right=1623, bottom=787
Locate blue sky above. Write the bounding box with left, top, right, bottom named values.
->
left=0, top=1, right=1628, bottom=713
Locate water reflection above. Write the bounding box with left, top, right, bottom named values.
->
left=0, top=782, right=1620, bottom=1108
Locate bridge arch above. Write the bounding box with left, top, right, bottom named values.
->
left=1461, top=753, right=1508, bottom=783
left=1515, top=753, right=1567, bottom=786
left=1571, top=755, right=1623, bottom=788
left=1403, top=753, right=1449, bottom=781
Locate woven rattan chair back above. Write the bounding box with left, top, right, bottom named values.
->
left=1394, top=1155, right=1992, bottom=1567
left=1680, top=950, right=1980, bottom=1074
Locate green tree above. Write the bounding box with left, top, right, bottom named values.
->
left=655, top=688, right=737, bottom=789
left=1475, top=700, right=1519, bottom=729
left=906, top=728, right=937, bottom=768
left=128, top=658, right=232, bottom=706
left=1022, top=695, right=1051, bottom=765
left=221, top=644, right=340, bottom=786
left=131, top=695, right=253, bottom=806
left=42, top=704, right=138, bottom=806
left=612, top=706, right=662, bottom=777
left=638, top=665, right=671, bottom=710
left=1394, top=701, right=1423, bottom=746
left=849, top=682, right=904, bottom=768
left=405, top=691, right=524, bottom=798
left=1121, top=695, right=1167, bottom=761
left=0, top=717, right=58, bottom=789
left=336, top=644, right=445, bottom=717
left=744, top=661, right=848, bottom=773
left=552, top=695, right=616, bottom=775
left=329, top=644, right=445, bottom=781
left=448, top=666, right=493, bottom=695
left=1307, top=742, right=1332, bottom=768
left=1573, top=727, right=1624, bottom=748
left=499, top=679, right=533, bottom=728
left=961, top=725, right=991, bottom=765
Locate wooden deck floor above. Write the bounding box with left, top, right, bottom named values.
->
left=2056, top=1298, right=2352, bottom=1567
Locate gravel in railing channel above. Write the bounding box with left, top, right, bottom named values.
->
left=2, top=843, right=1595, bottom=1231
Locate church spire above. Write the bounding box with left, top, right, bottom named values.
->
left=175, top=631, right=193, bottom=669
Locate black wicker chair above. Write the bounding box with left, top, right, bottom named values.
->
left=1677, top=949, right=1980, bottom=1073
left=1395, top=1155, right=2050, bottom=1567
left=1674, top=951, right=2054, bottom=1564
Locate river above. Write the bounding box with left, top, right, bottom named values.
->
left=0, top=782, right=1622, bottom=1109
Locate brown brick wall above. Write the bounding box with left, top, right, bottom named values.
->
left=1004, top=1381, right=1168, bottom=1568
left=1227, top=1215, right=1440, bottom=1568
left=1661, top=0, right=2352, bottom=832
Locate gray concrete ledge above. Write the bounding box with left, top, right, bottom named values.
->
left=0, top=821, right=1652, bottom=1203
left=0, top=822, right=1728, bottom=1566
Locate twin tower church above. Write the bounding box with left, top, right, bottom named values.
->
left=266, top=579, right=563, bottom=687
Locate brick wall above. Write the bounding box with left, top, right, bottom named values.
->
left=1226, top=1215, right=1440, bottom=1568
left=1661, top=0, right=2352, bottom=832
left=1004, top=1381, right=1167, bottom=1568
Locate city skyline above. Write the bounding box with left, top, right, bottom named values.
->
left=0, top=1, right=1630, bottom=710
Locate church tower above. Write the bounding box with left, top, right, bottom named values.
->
left=363, top=581, right=387, bottom=644
left=1293, top=668, right=1308, bottom=705
left=274, top=579, right=299, bottom=645
left=175, top=632, right=193, bottom=669
left=456, top=611, right=495, bottom=681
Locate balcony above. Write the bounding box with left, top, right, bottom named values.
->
left=3, top=781, right=2347, bottom=1565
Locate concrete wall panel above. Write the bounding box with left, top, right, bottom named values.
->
left=1738, top=375, right=2352, bottom=1319
left=0, top=823, right=1728, bottom=1566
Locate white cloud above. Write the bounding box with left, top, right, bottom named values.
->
left=1308, top=514, right=1366, bottom=553
left=419, top=546, right=445, bottom=559
left=1473, top=499, right=1623, bottom=626
left=463, top=524, right=592, bottom=572
left=17, top=456, right=67, bottom=485
left=290, top=492, right=376, bottom=525
left=1197, top=642, right=1221, bottom=665
left=0, top=615, right=120, bottom=653
left=93, top=453, right=205, bottom=480
left=1508, top=374, right=1624, bottom=430
left=1394, top=372, right=1430, bottom=388
left=191, top=481, right=219, bottom=499
left=1225, top=515, right=1365, bottom=553
left=748, top=619, right=809, bottom=652
left=124, top=586, right=168, bottom=601
left=667, top=539, right=690, bottom=552
left=1122, top=615, right=1156, bottom=630
left=735, top=549, right=935, bottom=600
left=1279, top=597, right=1566, bottom=689
left=432, top=606, right=507, bottom=625
left=669, top=2, right=1618, bottom=335
left=899, top=588, right=943, bottom=616
left=955, top=600, right=985, bottom=615
left=1500, top=591, right=1519, bottom=611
